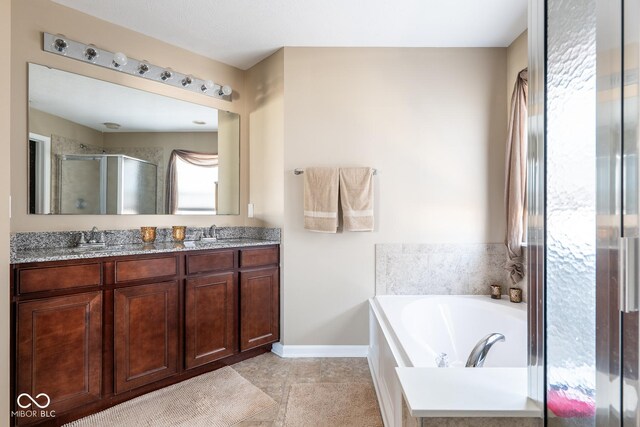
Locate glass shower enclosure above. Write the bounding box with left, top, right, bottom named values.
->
left=533, top=0, right=640, bottom=425
left=58, top=154, right=157, bottom=214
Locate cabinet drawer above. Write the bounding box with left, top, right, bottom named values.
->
left=115, top=255, right=178, bottom=283
left=239, top=246, right=279, bottom=268
left=19, top=263, right=101, bottom=294
left=187, top=250, right=235, bottom=275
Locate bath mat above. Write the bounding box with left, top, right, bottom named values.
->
left=63, top=367, right=277, bottom=427
left=284, top=382, right=383, bottom=427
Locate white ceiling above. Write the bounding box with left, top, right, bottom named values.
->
left=52, top=0, right=527, bottom=70
left=29, top=64, right=219, bottom=132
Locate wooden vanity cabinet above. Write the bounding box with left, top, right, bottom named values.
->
left=239, top=247, right=280, bottom=351
left=16, top=291, right=103, bottom=423
left=113, top=281, right=179, bottom=393
left=184, top=272, right=237, bottom=369
left=11, top=244, right=279, bottom=426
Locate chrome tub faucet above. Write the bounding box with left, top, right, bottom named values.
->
left=465, top=333, right=505, bottom=367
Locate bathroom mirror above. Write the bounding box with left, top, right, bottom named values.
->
left=27, top=63, right=240, bottom=215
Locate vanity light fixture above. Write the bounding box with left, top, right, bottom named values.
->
left=201, top=80, right=214, bottom=93
left=160, top=68, right=173, bottom=81
left=42, top=32, right=233, bottom=101
left=112, top=52, right=128, bottom=69
left=181, top=75, right=193, bottom=87
left=83, top=44, right=99, bottom=62
left=51, top=35, right=68, bottom=54
left=219, top=85, right=233, bottom=97
left=137, top=61, right=150, bottom=75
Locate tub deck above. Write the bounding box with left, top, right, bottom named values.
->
left=396, top=367, right=539, bottom=418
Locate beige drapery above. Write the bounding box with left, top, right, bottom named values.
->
left=505, top=68, right=528, bottom=285
left=165, top=149, right=218, bottom=214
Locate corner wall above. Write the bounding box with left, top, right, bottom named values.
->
left=246, top=49, right=285, bottom=229
left=282, top=47, right=507, bottom=345
left=11, top=0, right=248, bottom=231
left=507, top=31, right=528, bottom=102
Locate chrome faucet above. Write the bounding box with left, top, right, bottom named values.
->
left=465, top=333, right=505, bottom=367
left=88, top=226, right=100, bottom=243
left=201, top=224, right=218, bottom=242
left=77, top=226, right=106, bottom=248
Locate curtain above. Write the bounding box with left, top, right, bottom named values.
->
left=505, top=68, right=528, bottom=285
left=165, top=149, right=218, bottom=214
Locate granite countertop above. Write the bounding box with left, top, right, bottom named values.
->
left=12, top=238, right=280, bottom=264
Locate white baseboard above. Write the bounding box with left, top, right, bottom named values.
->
left=271, top=343, right=369, bottom=358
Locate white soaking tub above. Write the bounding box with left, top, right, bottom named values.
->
left=368, top=295, right=539, bottom=426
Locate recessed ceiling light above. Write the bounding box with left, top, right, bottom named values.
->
left=103, top=122, right=121, bottom=130
left=193, top=120, right=206, bottom=125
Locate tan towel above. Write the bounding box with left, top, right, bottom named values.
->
left=339, top=167, right=374, bottom=231
left=304, top=168, right=339, bottom=233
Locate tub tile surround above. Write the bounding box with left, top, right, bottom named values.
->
left=376, top=243, right=528, bottom=301
left=10, top=226, right=281, bottom=263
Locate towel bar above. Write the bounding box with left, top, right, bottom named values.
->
left=294, top=168, right=377, bottom=175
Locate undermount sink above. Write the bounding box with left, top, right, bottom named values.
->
left=71, top=244, right=132, bottom=253
left=198, top=238, right=249, bottom=244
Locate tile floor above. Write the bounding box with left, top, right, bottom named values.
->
left=232, top=352, right=378, bottom=426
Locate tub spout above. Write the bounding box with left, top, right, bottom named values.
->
left=465, top=333, right=505, bottom=367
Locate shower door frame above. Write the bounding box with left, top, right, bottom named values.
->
left=595, top=0, right=640, bottom=425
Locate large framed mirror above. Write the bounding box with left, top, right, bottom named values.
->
left=27, top=63, right=240, bottom=215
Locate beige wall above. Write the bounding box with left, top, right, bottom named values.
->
left=281, top=47, right=507, bottom=344
left=11, top=0, right=247, bottom=231
left=30, top=108, right=104, bottom=147
left=507, top=30, right=528, bottom=104
left=1, top=0, right=10, bottom=421
left=103, top=132, right=216, bottom=155
left=247, top=49, right=285, bottom=228
left=217, top=111, right=241, bottom=214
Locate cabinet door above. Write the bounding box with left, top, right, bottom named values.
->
left=185, top=272, right=237, bottom=369
left=114, top=281, right=178, bottom=394
left=17, top=292, right=102, bottom=419
left=240, top=267, right=279, bottom=351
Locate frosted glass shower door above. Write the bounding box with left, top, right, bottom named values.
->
left=58, top=155, right=106, bottom=214
left=546, top=0, right=597, bottom=425
left=120, top=157, right=157, bottom=215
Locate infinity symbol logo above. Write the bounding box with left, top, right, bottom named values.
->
left=17, top=393, right=51, bottom=409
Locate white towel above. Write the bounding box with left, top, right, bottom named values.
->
left=339, top=167, right=374, bottom=231
left=303, top=168, right=339, bottom=233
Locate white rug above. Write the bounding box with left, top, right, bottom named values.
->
left=64, top=367, right=277, bottom=427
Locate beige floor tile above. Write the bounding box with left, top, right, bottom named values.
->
left=233, top=354, right=377, bottom=427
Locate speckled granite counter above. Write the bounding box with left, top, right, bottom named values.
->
left=11, top=227, right=280, bottom=264
left=12, top=239, right=279, bottom=264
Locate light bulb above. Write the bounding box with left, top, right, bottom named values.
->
left=219, top=85, right=232, bottom=96
left=112, top=52, right=128, bottom=68
left=181, top=75, right=194, bottom=87
left=83, top=44, right=99, bottom=62
left=51, top=36, right=68, bottom=54
left=137, top=61, right=150, bottom=75
left=160, top=68, right=173, bottom=81
left=201, top=80, right=215, bottom=92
